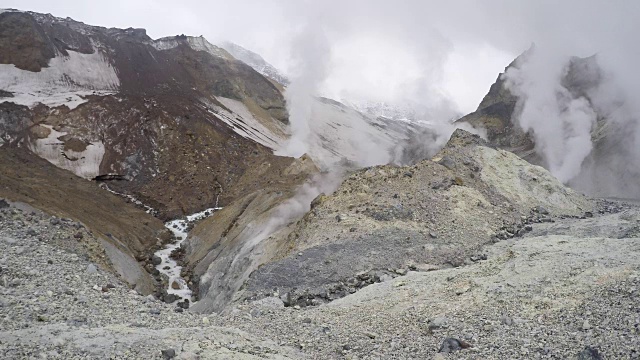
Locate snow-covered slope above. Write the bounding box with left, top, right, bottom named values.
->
left=0, top=49, right=119, bottom=109
left=197, top=93, right=422, bottom=170
left=345, top=100, right=420, bottom=122
left=152, top=35, right=232, bottom=59
left=203, top=97, right=287, bottom=150
left=219, top=41, right=289, bottom=86
left=302, top=98, right=407, bottom=168
left=202, top=95, right=422, bottom=169
left=28, top=125, right=105, bottom=179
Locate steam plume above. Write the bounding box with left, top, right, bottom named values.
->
left=276, top=24, right=330, bottom=158
left=502, top=45, right=640, bottom=198
left=503, top=48, right=597, bottom=183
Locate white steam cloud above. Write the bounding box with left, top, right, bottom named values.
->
left=502, top=41, right=640, bottom=198
left=251, top=170, right=343, bottom=244
left=503, top=48, right=597, bottom=183
left=277, top=24, right=331, bottom=158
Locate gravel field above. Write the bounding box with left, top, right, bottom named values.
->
left=221, top=208, right=640, bottom=359
left=2, top=201, right=637, bottom=359
left=0, top=205, right=302, bottom=359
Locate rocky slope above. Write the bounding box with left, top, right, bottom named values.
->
left=0, top=204, right=303, bottom=359
left=2, top=161, right=637, bottom=359
left=455, top=54, right=526, bottom=156
left=183, top=129, right=593, bottom=313
left=219, top=41, right=289, bottom=87
left=0, top=147, right=171, bottom=294
left=218, top=200, right=639, bottom=359
left=0, top=8, right=421, bottom=220
left=240, top=130, right=593, bottom=308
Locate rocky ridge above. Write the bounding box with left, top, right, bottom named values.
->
left=219, top=202, right=639, bottom=359
left=220, top=41, right=289, bottom=87
left=239, top=130, right=593, bottom=308
left=181, top=129, right=593, bottom=313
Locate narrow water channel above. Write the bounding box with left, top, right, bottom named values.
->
left=155, top=207, right=221, bottom=304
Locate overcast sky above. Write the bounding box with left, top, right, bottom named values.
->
left=4, top=0, right=637, bottom=115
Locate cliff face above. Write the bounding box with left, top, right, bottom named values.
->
left=456, top=51, right=605, bottom=159
left=455, top=52, right=535, bottom=160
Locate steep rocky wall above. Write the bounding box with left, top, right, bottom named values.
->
left=454, top=53, right=535, bottom=160
left=182, top=155, right=319, bottom=313
left=0, top=12, right=56, bottom=71
left=455, top=52, right=628, bottom=195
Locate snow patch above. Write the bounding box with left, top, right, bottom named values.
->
left=0, top=49, right=119, bottom=109
left=187, top=36, right=229, bottom=58
left=5, top=90, right=115, bottom=110
left=29, top=125, right=105, bottom=179
left=345, top=100, right=419, bottom=122
left=150, top=37, right=179, bottom=51
left=206, top=97, right=286, bottom=150
left=151, top=36, right=229, bottom=59
left=219, top=41, right=289, bottom=85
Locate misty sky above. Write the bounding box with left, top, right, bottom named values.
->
left=4, top=0, right=637, bottom=115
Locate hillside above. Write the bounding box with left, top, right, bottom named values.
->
left=0, top=8, right=304, bottom=221
left=219, top=41, right=290, bottom=87
left=184, top=129, right=594, bottom=312
left=0, top=9, right=423, bottom=219
left=0, top=6, right=423, bottom=325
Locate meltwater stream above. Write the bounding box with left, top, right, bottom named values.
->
left=98, top=184, right=223, bottom=305
left=155, top=207, right=221, bottom=304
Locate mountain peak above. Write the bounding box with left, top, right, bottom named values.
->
left=152, top=35, right=232, bottom=59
